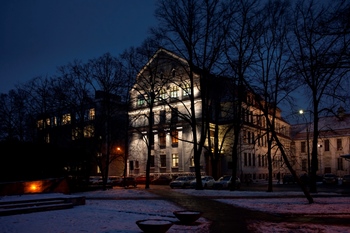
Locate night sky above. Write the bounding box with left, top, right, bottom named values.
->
left=0, top=0, right=157, bottom=94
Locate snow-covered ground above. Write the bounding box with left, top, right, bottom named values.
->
left=1, top=187, right=350, bottom=233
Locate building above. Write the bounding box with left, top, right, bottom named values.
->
left=127, top=48, right=292, bottom=181
left=36, top=91, right=128, bottom=181
left=292, top=107, right=350, bottom=177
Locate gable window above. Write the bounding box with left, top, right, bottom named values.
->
left=182, top=83, right=191, bottom=97
left=170, top=86, right=179, bottom=98
left=159, top=89, right=166, bottom=101
left=137, top=95, right=145, bottom=106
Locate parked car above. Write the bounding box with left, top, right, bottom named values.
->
left=135, top=175, right=154, bottom=184
left=89, top=176, right=102, bottom=185
left=342, top=175, right=350, bottom=185
left=151, top=175, right=173, bottom=185
left=282, top=174, right=295, bottom=184
left=213, top=175, right=240, bottom=190
left=323, top=173, right=338, bottom=184
left=190, top=176, right=215, bottom=189
left=118, top=177, right=137, bottom=188
left=108, top=176, right=123, bottom=186
left=169, top=176, right=195, bottom=189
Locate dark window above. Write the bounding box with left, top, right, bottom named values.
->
left=337, top=139, right=342, bottom=150
left=325, top=140, right=330, bottom=151
left=301, top=141, right=306, bottom=153
left=159, top=131, right=166, bottom=149
left=160, top=154, right=166, bottom=167
left=159, top=110, right=166, bottom=124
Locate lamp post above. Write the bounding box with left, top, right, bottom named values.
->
left=299, top=110, right=311, bottom=176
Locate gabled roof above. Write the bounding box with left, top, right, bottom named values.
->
left=136, top=48, right=188, bottom=79
left=292, top=113, right=350, bottom=140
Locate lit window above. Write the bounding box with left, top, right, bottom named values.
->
left=159, top=89, right=167, bottom=101
left=89, top=108, right=95, bottom=120
left=62, top=113, right=71, bottom=125
left=84, top=125, right=94, bottom=138
left=37, top=119, right=44, bottom=129
left=46, top=118, right=50, bottom=127
left=137, top=95, right=145, bottom=106
left=182, top=83, right=191, bottom=96
left=171, top=130, right=178, bottom=146
left=172, top=153, right=179, bottom=167
left=170, top=86, right=178, bottom=98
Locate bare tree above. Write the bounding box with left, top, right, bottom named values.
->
left=83, top=53, right=130, bottom=190
left=288, top=0, right=350, bottom=193
left=153, top=0, right=232, bottom=189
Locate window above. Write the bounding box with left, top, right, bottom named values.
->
left=84, top=125, right=94, bottom=138
left=135, top=160, right=139, bottom=169
left=172, top=153, right=179, bottom=167
left=252, top=154, right=255, bottom=166
left=62, top=113, right=71, bottom=125
left=160, top=154, right=166, bottom=167
left=337, top=158, right=343, bottom=170
left=248, top=153, right=251, bottom=166
left=46, top=118, right=50, bottom=127
left=190, top=156, right=194, bottom=166
left=159, top=110, right=166, bottom=124
left=171, top=108, right=178, bottom=124
left=170, top=86, right=179, bottom=98
left=137, top=95, right=145, bottom=106
left=159, top=89, right=166, bottom=101
left=72, top=127, right=81, bottom=140
left=337, top=139, right=342, bottom=150
left=302, top=159, right=307, bottom=171
left=258, top=154, right=261, bottom=167
left=244, top=153, right=247, bottom=166
left=171, top=130, right=178, bottom=146
left=159, top=131, right=166, bottom=148
left=37, top=119, right=44, bottom=129
left=301, top=141, right=306, bottom=153
left=89, top=108, right=95, bottom=120
left=325, top=139, right=330, bottom=151
left=182, top=83, right=191, bottom=96
left=150, top=155, right=155, bottom=167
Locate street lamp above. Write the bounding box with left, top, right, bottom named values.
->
left=299, top=110, right=311, bottom=176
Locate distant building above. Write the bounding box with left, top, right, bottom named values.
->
left=292, top=107, right=350, bottom=177
left=36, top=90, right=128, bottom=180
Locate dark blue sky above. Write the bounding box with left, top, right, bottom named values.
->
left=0, top=0, right=157, bottom=94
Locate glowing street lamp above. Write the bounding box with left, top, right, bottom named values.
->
left=299, top=109, right=311, bottom=175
